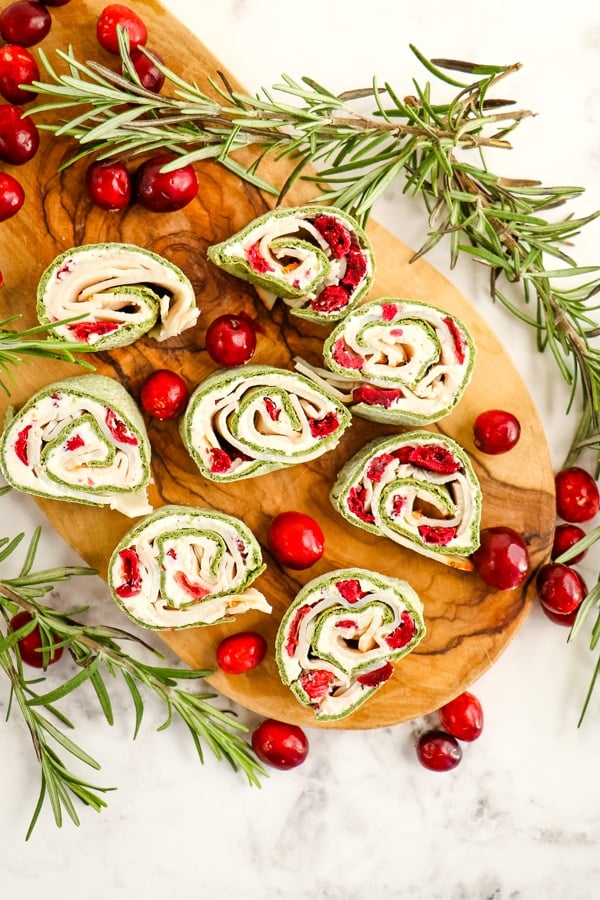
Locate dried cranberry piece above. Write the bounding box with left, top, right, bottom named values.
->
left=313, top=215, right=352, bottom=258
left=336, top=619, right=357, bottom=629
left=332, top=338, right=363, bottom=370
left=367, top=453, right=396, bottom=483
left=385, top=611, right=416, bottom=649
left=115, top=547, right=142, bottom=598
left=246, top=242, right=273, bottom=274
left=311, top=285, right=350, bottom=313
left=209, top=447, right=232, bottom=474
left=308, top=412, right=339, bottom=438
left=263, top=397, right=280, bottom=421
left=418, top=525, right=457, bottom=545
left=357, top=661, right=394, bottom=687
left=353, top=384, right=402, bottom=408
left=336, top=579, right=368, bottom=604
left=341, top=246, right=367, bottom=286
left=285, top=604, right=313, bottom=657
left=406, top=444, right=461, bottom=474
left=15, top=424, right=31, bottom=465
left=65, top=434, right=84, bottom=452
left=380, top=303, right=399, bottom=321
left=347, top=485, right=375, bottom=523
left=174, top=571, right=209, bottom=600
left=69, top=321, right=119, bottom=342
left=443, top=316, right=466, bottom=364
left=299, top=668, right=335, bottom=701
left=105, top=409, right=138, bottom=445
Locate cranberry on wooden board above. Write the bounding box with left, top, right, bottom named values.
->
left=216, top=632, right=267, bottom=675
left=416, top=730, right=462, bottom=771
left=473, top=409, right=521, bottom=455
left=85, top=159, right=131, bottom=210
left=0, top=171, right=25, bottom=220
left=0, top=1, right=51, bottom=47
left=555, top=466, right=600, bottom=523
left=0, top=104, right=39, bottom=165
left=0, top=45, right=40, bottom=104
left=267, top=511, right=325, bottom=570
left=9, top=610, right=64, bottom=668
left=133, top=155, right=198, bottom=212
left=471, top=526, right=529, bottom=590
left=438, top=691, right=484, bottom=742
left=251, top=718, right=309, bottom=770
left=139, top=369, right=189, bottom=420
left=96, top=4, right=148, bottom=54
left=123, top=48, right=165, bottom=93
left=551, top=523, right=587, bottom=564
left=535, top=562, right=584, bottom=616
left=205, top=312, right=257, bottom=367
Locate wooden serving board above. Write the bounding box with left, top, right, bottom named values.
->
left=0, top=0, right=555, bottom=728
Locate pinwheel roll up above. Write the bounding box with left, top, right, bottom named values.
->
left=330, top=431, right=481, bottom=569
left=37, top=242, right=199, bottom=349
left=296, top=298, right=475, bottom=425
left=207, top=205, right=374, bottom=323
left=180, top=365, right=352, bottom=482
left=276, top=567, right=425, bottom=721
left=0, top=374, right=152, bottom=517
left=108, top=505, right=271, bottom=629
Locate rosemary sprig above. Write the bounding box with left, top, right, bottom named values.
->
left=0, top=526, right=266, bottom=838
left=0, top=315, right=95, bottom=395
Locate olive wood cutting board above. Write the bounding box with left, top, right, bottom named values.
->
left=0, top=0, right=555, bottom=728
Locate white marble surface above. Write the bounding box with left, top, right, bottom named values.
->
left=1, top=1, right=600, bottom=897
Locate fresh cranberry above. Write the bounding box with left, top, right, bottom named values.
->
left=555, top=466, right=599, bottom=523
left=471, top=526, right=529, bottom=590
left=133, top=155, right=198, bottom=212
left=0, top=1, right=51, bottom=46
left=541, top=572, right=587, bottom=626
left=0, top=45, right=39, bottom=104
left=139, top=369, right=189, bottom=420
left=205, top=312, right=257, bottom=367
left=0, top=171, right=24, bottom=220
left=96, top=4, right=147, bottom=54
left=267, top=511, right=325, bottom=570
left=251, top=718, right=309, bottom=770
left=9, top=610, right=64, bottom=668
left=216, top=631, right=267, bottom=674
left=551, top=523, right=587, bottom=564
left=0, top=103, right=39, bottom=164
left=473, top=409, right=521, bottom=455
left=438, top=691, right=483, bottom=742
left=123, top=47, right=165, bottom=93
left=85, top=159, right=131, bottom=210
left=535, top=562, right=584, bottom=615
left=416, top=730, right=462, bottom=771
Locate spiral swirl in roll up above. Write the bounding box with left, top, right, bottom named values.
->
left=330, top=431, right=481, bottom=569
left=108, top=505, right=271, bottom=629
left=0, top=374, right=152, bottom=517
left=276, top=567, right=426, bottom=721
left=180, top=365, right=352, bottom=482
left=37, top=242, right=199, bottom=349
left=296, top=297, right=475, bottom=425
left=207, top=205, right=374, bottom=323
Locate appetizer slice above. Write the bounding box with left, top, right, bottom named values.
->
left=0, top=374, right=152, bottom=517
left=108, top=505, right=270, bottom=629
left=276, top=567, right=425, bottom=721
left=207, top=205, right=374, bottom=323
left=296, top=297, right=475, bottom=425
left=37, top=242, right=199, bottom=349
left=180, top=365, right=352, bottom=482
left=331, top=431, right=481, bottom=569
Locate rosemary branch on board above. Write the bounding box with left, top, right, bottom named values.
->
left=20, top=38, right=600, bottom=716
left=0, top=522, right=266, bottom=839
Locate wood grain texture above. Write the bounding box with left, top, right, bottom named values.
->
left=0, top=0, right=555, bottom=728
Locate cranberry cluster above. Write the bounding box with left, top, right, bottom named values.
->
left=416, top=690, right=484, bottom=772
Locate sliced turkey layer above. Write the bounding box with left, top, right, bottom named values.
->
left=108, top=505, right=270, bottom=630
left=276, top=567, right=425, bottom=721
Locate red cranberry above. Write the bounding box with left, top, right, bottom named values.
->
left=473, top=409, right=521, bottom=455
left=471, top=526, right=529, bottom=590
left=0, top=103, right=39, bottom=165
left=0, top=45, right=40, bottom=104
left=438, top=691, right=483, bottom=742
left=133, top=155, right=198, bottom=212
left=85, top=159, right=131, bottom=210
left=535, top=562, right=584, bottom=615
left=216, top=632, right=267, bottom=674
left=555, top=466, right=599, bottom=523
left=416, top=730, right=462, bottom=771
left=0, top=171, right=25, bottom=220
left=551, top=523, right=587, bottom=564
left=139, top=369, right=189, bottom=420
left=0, top=1, right=51, bottom=46
left=541, top=572, right=587, bottom=626
left=267, top=511, right=325, bottom=570
left=96, top=4, right=147, bottom=54
left=205, top=312, right=257, bottom=367
left=9, top=610, right=64, bottom=668
left=251, top=718, right=309, bottom=770
left=123, top=48, right=165, bottom=93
